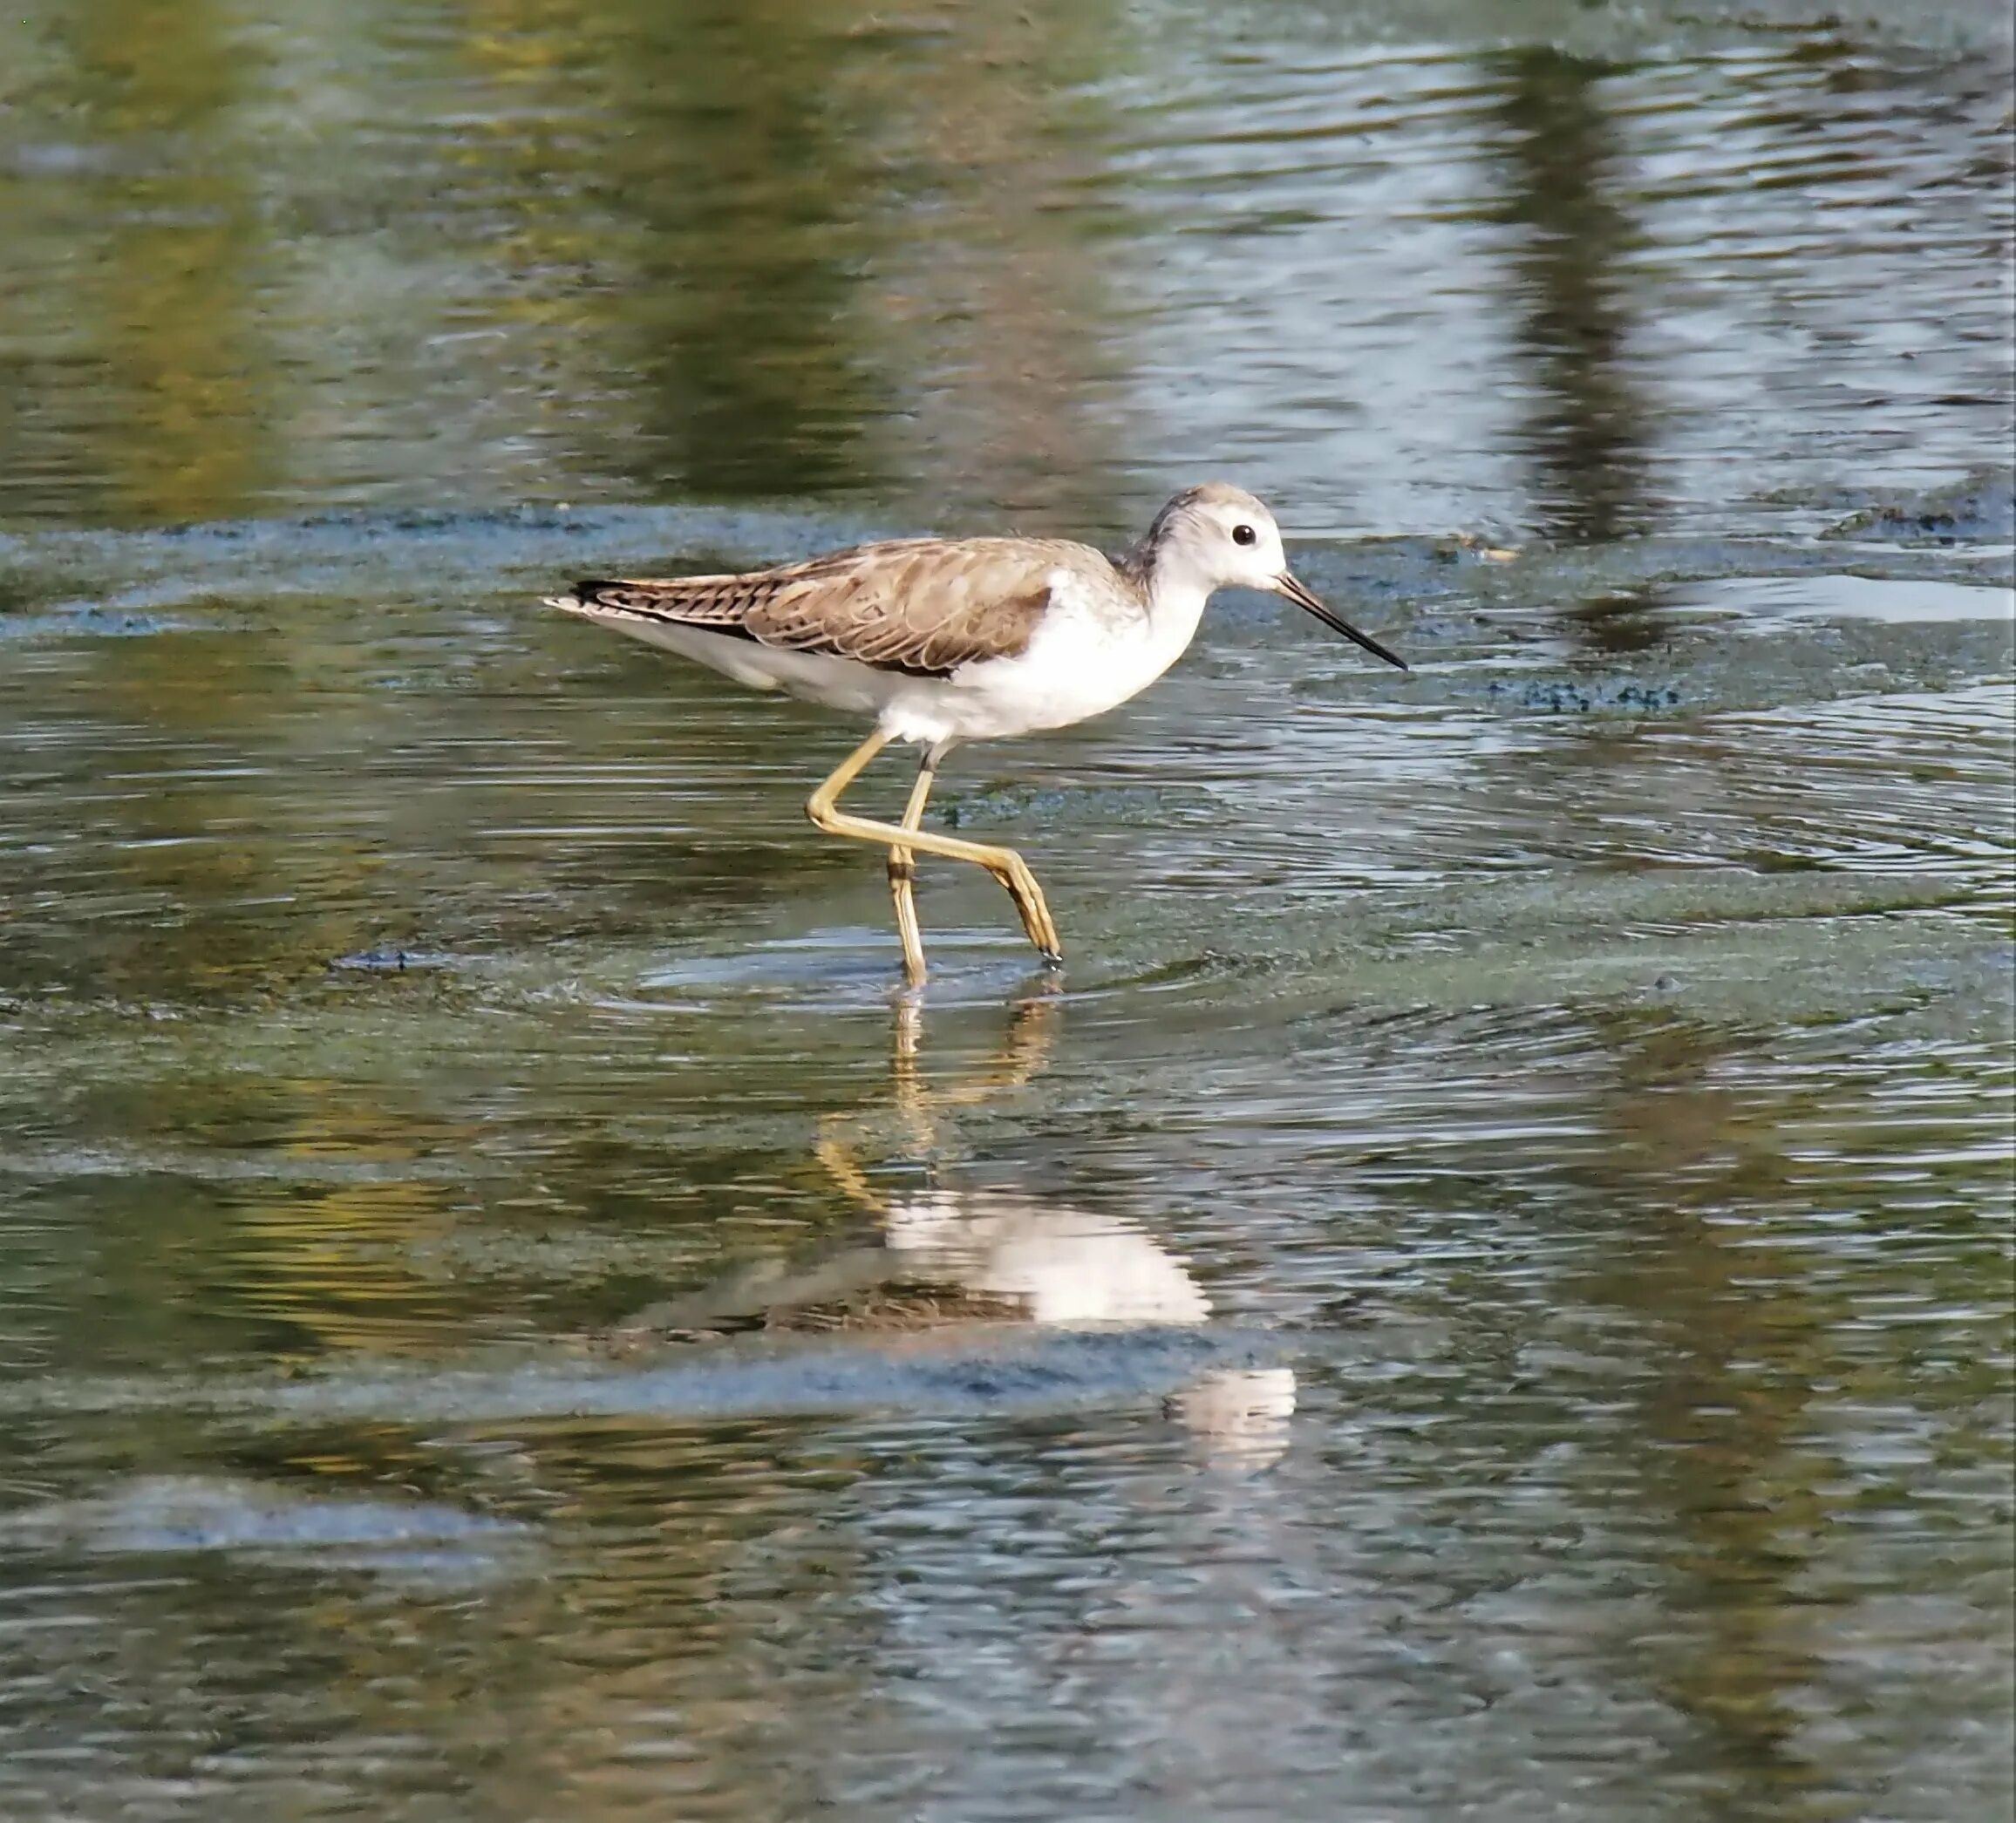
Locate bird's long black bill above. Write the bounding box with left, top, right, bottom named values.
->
left=1277, top=571, right=1408, bottom=670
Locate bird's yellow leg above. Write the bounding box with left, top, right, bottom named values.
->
left=887, top=757, right=936, bottom=987
left=806, top=731, right=1063, bottom=972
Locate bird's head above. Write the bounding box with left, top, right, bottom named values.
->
left=1140, top=482, right=1407, bottom=670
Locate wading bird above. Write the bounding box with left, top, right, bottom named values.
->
left=547, top=483, right=1406, bottom=984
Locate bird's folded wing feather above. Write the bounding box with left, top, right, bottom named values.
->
left=567, top=538, right=1096, bottom=675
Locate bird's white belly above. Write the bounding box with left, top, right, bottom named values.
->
left=882, top=589, right=1197, bottom=747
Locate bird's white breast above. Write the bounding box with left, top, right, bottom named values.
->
left=880, top=566, right=1209, bottom=747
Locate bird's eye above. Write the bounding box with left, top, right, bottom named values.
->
left=1231, top=523, right=1257, bottom=547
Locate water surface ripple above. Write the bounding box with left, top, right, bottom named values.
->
left=1, top=2, right=2012, bottom=1820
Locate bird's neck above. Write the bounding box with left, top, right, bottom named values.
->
left=1122, top=542, right=1216, bottom=647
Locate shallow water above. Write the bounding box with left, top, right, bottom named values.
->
left=2, top=1, right=2013, bottom=1820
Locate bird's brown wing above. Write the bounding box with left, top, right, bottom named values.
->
left=564, top=537, right=1098, bottom=677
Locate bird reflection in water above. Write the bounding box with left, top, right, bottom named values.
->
left=627, top=995, right=1295, bottom=1468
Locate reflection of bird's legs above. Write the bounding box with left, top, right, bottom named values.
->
left=887, top=753, right=938, bottom=987
left=819, top=987, right=1066, bottom=1202
left=999, top=993, right=1060, bottom=1090
left=918, top=994, right=1060, bottom=1115
left=813, top=1129, right=886, bottom=1217
left=889, top=988, right=1062, bottom=1156
left=893, top=992, right=923, bottom=1067
left=889, top=992, right=937, bottom=1160
left=806, top=731, right=1065, bottom=978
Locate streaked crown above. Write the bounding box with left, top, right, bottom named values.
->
left=1131, top=482, right=1291, bottom=593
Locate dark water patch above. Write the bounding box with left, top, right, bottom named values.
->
left=1482, top=677, right=1688, bottom=713
left=0, top=1326, right=1291, bottom=1430
left=327, top=947, right=474, bottom=976
left=0, top=1475, right=535, bottom=1583
left=0, top=502, right=904, bottom=625
left=1822, top=472, right=2016, bottom=545
left=0, top=606, right=183, bottom=641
